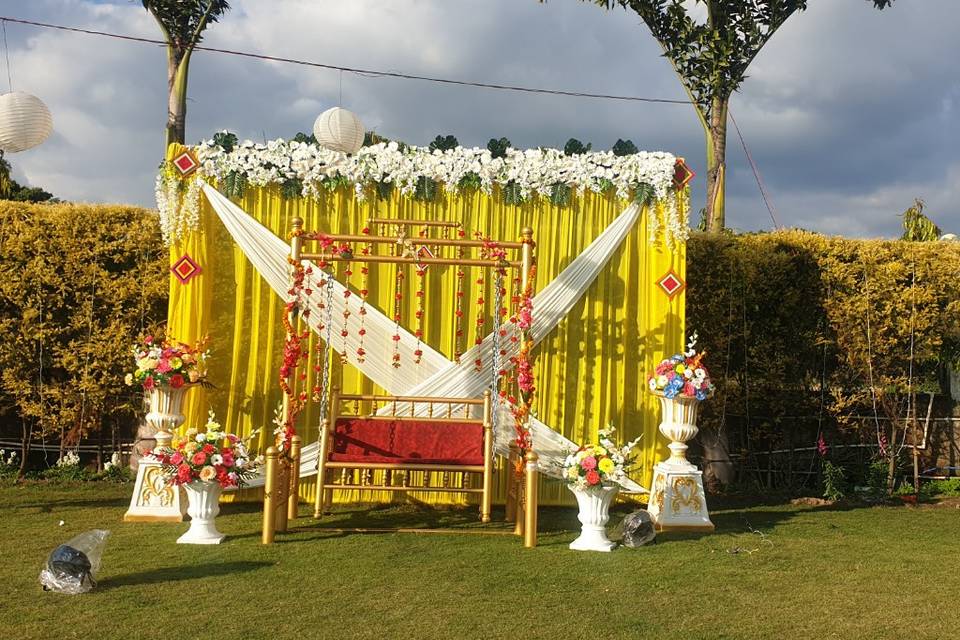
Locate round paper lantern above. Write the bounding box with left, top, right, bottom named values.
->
left=0, top=92, right=53, bottom=154
left=313, top=107, right=364, bottom=154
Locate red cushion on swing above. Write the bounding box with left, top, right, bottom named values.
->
left=330, top=417, right=484, bottom=466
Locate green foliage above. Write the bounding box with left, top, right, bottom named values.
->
left=502, top=181, right=524, bottom=205
left=212, top=131, right=238, bottom=152
left=900, top=199, right=941, bottom=242
left=363, top=131, right=388, bottom=147
left=822, top=459, right=846, bottom=501
left=0, top=155, right=55, bottom=203
left=487, top=137, right=511, bottom=159
left=223, top=170, right=247, bottom=199
left=921, top=478, right=960, bottom=498
left=41, top=462, right=92, bottom=483
left=457, top=173, right=482, bottom=191
left=0, top=202, right=168, bottom=454
left=632, top=182, right=654, bottom=206
left=611, top=138, right=638, bottom=156
left=414, top=176, right=438, bottom=201
left=428, top=135, right=459, bottom=153
left=95, top=463, right=133, bottom=484
left=865, top=458, right=890, bottom=500
left=141, top=1, right=230, bottom=45
left=375, top=181, right=394, bottom=200
left=280, top=178, right=303, bottom=200
left=550, top=183, right=572, bottom=207
left=563, top=138, right=591, bottom=156
left=293, top=132, right=318, bottom=145
left=687, top=230, right=960, bottom=473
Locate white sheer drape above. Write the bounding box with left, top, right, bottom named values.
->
left=201, top=184, right=646, bottom=493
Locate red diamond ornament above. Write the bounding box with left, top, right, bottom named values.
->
left=657, top=269, right=685, bottom=300
left=416, top=245, right=435, bottom=270
left=172, top=150, right=199, bottom=177
left=171, top=254, right=201, bottom=284
left=673, top=158, right=695, bottom=189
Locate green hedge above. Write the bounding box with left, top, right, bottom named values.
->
left=686, top=230, right=960, bottom=488
left=0, top=201, right=168, bottom=465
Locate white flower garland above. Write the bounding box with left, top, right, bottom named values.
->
left=156, top=169, right=202, bottom=246
left=156, top=136, right=691, bottom=246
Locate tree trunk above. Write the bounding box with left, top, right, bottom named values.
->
left=165, top=48, right=190, bottom=148
left=704, top=96, right=730, bottom=233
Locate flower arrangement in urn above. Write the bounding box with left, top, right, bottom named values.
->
left=151, top=412, right=260, bottom=489
left=562, top=426, right=641, bottom=490
left=647, top=333, right=714, bottom=401
left=126, top=334, right=209, bottom=390
left=562, top=426, right=640, bottom=552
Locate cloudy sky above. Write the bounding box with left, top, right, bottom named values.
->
left=0, top=0, right=957, bottom=236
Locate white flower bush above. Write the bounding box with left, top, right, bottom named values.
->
left=158, top=135, right=690, bottom=247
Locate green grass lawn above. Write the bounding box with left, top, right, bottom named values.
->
left=1, top=482, right=957, bottom=640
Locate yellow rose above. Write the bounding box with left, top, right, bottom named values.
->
left=593, top=446, right=606, bottom=456
left=599, top=458, right=616, bottom=474
left=168, top=357, right=183, bottom=370
left=199, top=465, right=217, bottom=482
left=566, top=466, right=579, bottom=479
left=184, top=442, right=199, bottom=455
left=675, top=364, right=685, bottom=374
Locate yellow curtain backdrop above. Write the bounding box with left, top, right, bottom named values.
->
left=165, top=144, right=686, bottom=506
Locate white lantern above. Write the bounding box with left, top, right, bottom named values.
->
left=313, top=107, right=364, bottom=154
left=0, top=92, right=53, bottom=154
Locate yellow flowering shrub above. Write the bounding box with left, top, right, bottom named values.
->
left=0, top=201, right=168, bottom=472
left=687, top=230, right=960, bottom=489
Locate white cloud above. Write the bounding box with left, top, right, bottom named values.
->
left=0, top=0, right=956, bottom=237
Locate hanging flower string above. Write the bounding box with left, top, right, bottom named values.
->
left=355, top=227, right=371, bottom=363
left=453, top=227, right=466, bottom=364
left=414, top=264, right=427, bottom=364
left=506, top=261, right=536, bottom=455
left=279, top=241, right=310, bottom=455
left=339, top=260, right=353, bottom=365
left=391, top=268, right=405, bottom=368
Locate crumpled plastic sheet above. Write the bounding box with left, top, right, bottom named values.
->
left=40, top=529, right=110, bottom=594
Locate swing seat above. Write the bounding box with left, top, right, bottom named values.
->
left=330, top=417, right=484, bottom=466
left=315, top=388, right=495, bottom=522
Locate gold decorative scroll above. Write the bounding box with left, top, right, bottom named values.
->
left=670, top=476, right=702, bottom=514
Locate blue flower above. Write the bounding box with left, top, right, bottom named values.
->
left=663, top=385, right=678, bottom=399
left=695, top=389, right=708, bottom=401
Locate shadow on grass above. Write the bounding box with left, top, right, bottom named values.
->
left=100, top=561, right=272, bottom=590
left=10, top=497, right=129, bottom=512
left=239, top=503, right=584, bottom=544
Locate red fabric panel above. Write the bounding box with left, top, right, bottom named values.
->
left=330, top=417, right=484, bottom=465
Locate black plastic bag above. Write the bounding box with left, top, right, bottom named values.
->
left=40, top=530, right=110, bottom=594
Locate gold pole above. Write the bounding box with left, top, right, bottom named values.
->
left=505, top=442, right=518, bottom=523
left=481, top=390, right=493, bottom=523
left=287, top=435, right=302, bottom=521
left=523, top=450, right=539, bottom=548
left=519, top=227, right=536, bottom=543
left=261, top=446, right=278, bottom=545
left=275, top=460, right=289, bottom=534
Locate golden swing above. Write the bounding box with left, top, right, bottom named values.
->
left=261, top=217, right=540, bottom=547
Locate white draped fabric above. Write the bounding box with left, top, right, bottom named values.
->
left=201, top=184, right=647, bottom=493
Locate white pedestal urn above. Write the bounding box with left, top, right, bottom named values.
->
left=646, top=393, right=714, bottom=532
left=124, top=384, right=195, bottom=523
left=568, top=484, right=619, bottom=552
left=177, top=481, right=226, bottom=544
